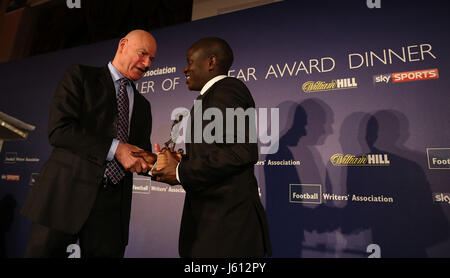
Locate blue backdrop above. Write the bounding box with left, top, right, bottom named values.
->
left=0, top=0, right=449, bottom=258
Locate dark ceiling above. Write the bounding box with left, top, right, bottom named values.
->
left=3, top=0, right=193, bottom=59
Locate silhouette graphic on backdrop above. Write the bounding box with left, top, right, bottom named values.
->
left=266, top=106, right=449, bottom=258
left=320, top=112, right=374, bottom=257
left=336, top=110, right=449, bottom=257
left=265, top=98, right=334, bottom=257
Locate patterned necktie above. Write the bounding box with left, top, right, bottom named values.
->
left=105, top=78, right=129, bottom=184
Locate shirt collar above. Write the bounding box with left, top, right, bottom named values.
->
left=108, top=62, right=132, bottom=84
left=108, top=61, right=125, bottom=83
left=200, top=75, right=227, bottom=96
left=108, top=62, right=137, bottom=92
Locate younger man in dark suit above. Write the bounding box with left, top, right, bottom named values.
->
left=152, top=37, right=272, bottom=258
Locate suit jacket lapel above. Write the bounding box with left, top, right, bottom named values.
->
left=186, top=80, right=222, bottom=155
left=98, top=66, right=118, bottom=138
left=100, top=66, right=117, bottom=113
left=190, top=79, right=220, bottom=121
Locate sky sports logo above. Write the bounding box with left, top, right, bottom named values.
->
left=433, top=193, right=450, bottom=205
left=1, top=174, right=20, bottom=181
left=373, top=68, right=439, bottom=85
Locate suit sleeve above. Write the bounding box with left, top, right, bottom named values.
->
left=178, top=83, right=258, bottom=191
left=135, top=94, right=153, bottom=178
left=48, top=65, right=113, bottom=166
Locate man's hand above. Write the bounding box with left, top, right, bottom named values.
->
left=115, top=142, right=151, bottom=173
left=151, top=150, right=181, bottom=185
left=155, top=148, right=182, bottom=170
left=131, top=150, right=157, bottom=169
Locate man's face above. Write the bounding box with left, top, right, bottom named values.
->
left=120, top=37, right=156, bottom=81
left=184, top=46, right=212, bottom=91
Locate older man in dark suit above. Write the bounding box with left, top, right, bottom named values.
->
left=152, top=37, right=272, bottom=258
left=21, top=30, right=157, bottom=258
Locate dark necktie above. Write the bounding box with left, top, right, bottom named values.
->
left=105, top=78, right=129, bottom=184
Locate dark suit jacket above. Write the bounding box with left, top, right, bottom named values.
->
left=178, top=77, right=272, bottom=258
left=21, top=64, right=152, bottom=245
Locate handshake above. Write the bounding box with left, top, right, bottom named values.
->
left=115, top=142, right=182, bottom=185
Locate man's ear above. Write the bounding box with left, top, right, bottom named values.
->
left=118, top=38, right=128, bottom=53
left=208, top=55, right=217, bottom=71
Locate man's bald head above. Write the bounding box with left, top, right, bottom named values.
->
left=189, top=37, right=234, bottom=75
left=124, top=30, right=157, bottom=47
left=112, top=29, right=157, bottom=81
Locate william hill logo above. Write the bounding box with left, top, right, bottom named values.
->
left=302, top=77, right=357, bottom=93
left=330, top=153, right=390, bottom=166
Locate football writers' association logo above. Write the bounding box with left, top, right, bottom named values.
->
left=289, top=184, right=322, bottom=204
left=426, top=148, right=450, bottom=169
left=133, top=177, right=151, bottom=194
left=3, top=152, right=40, bottom=164
left=4, top=152, right=17, bottom=164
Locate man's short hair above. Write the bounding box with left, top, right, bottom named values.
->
left=191, top=37, right=234, bottom=74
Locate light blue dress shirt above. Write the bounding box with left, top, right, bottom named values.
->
left=106, top=62, right=135, bottom=161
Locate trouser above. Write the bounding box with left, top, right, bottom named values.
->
left=24, top=177, right=126, bottom=258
